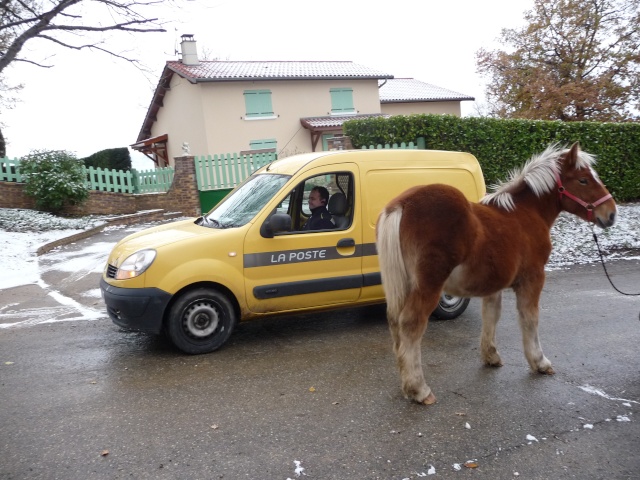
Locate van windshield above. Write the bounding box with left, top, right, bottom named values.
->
left=202, top=173, right=290, bottom=228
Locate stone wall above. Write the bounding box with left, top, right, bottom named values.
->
left=0, top=156, right=201, bottom=217
left=0, top=182, right=36, bottom=209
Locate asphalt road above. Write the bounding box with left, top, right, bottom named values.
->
left=1, top=228, right=639, bottom=480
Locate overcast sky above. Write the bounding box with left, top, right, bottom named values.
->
left=1, top=0, right=532, bottom=169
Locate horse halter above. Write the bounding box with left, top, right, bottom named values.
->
left=554, top=171, right=612, bottom=222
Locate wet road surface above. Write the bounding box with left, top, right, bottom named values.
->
left=1, top=227, right=639, bottom=479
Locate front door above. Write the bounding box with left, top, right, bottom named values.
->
left=243, top=165, right=362, bottom=314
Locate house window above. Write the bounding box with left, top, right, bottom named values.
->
left=244, top=90, right=275, bottom=119
left=330, top=88, right=355, bottom=115
left=249, top=138, right=277, bottom=151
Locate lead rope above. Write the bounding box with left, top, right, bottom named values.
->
left=591, top=226, right=640, bottom=297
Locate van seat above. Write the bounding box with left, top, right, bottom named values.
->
left=328, top=192, right=349, bottom=229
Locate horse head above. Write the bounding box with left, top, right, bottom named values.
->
left=557, top=143, right=617, bottom=229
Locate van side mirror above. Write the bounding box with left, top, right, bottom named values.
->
left=261, top=213, right=292, bottom=238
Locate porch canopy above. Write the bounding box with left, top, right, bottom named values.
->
left=131, top=134, right=169, bottom=167
left=300, top=113, right=389, bottom=151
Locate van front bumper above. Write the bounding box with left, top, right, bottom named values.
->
left=100, top=278, right=172, bottom=334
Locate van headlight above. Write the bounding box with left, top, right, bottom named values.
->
left=115, top=249, right=157, bottom=280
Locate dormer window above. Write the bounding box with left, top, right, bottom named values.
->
left=330, top=88, right=356, bottom=115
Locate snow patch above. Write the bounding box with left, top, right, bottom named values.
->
left=579, top=385, right=640, bottom=405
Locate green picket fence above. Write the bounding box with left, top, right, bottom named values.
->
left=361, top=137, right=425, bottom=150
left=84, top=166, right=175, bottom=193
left=5, top=143, right=428, bottom=202
left=0, top=158, right=174, bottom=194
left=134, top=167, right=175, bottom=193
left=84, top=166, right=135, bottom=193
left=0, top=158, right=21, bottom=182
left=194, top=151, right=276, bottom=190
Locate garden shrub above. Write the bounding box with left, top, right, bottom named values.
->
left=81, top=147, right=132, bottom=171
left=20, top=150, right=89, bottom=213
left=344, top=115, right=640, bottom=201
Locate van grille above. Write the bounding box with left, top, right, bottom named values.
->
left=106, top=264, right=118, bottom=279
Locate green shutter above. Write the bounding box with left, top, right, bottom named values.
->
left=330, top=88, right=355, bottom=114
left=249, top=138, right=277, bottom=150
left=244, top=90, right=274, bottom=118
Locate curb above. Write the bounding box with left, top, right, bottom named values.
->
left=36, top=209, right=185, bottom=256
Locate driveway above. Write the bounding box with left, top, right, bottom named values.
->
left=1, top=226, right=639, bottom=479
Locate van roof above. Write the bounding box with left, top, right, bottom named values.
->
left=258, top=149, right=481, bottom=176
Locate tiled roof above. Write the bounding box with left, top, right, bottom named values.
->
left=300, top=113, right=390, bottom=128
left=168, top=61, right=394, bottom=82
left=300, top=113, right=389, bottom=130
left=379, top=78, right=474, bottom=103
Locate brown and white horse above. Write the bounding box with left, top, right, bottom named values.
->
left=376, top=143, right=617, bottom=405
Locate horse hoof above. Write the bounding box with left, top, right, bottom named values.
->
left=485, top=359, right=503, bottom=368
left=421, top=392, right=437, bottom=405
left=482, top=350, right=503, bottom=367
left=539, top=366, right=555, bottom=375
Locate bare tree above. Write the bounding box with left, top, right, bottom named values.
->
left=0, top=0, right=167, bottom=75
left=0, top=0, right=168, bottom=156
left=476, top=0, right=640, bottom=122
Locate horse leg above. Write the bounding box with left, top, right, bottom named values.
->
left=480, top=291, right=503, bottom=367
left=393, top=288, right=440, bottom=405
left=514, top=283, right=554, bottom=374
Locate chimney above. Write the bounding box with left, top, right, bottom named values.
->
left=180, top=34, right=199, bottom=66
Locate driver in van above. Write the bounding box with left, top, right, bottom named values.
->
left=302, top=186, right=335, bottom=230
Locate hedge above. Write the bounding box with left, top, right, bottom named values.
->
left=343, top=115, right=640, bottom=202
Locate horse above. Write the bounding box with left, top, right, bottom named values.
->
left=376, top=143, right=617, bottom=405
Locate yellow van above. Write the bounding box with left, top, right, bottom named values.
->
left=100, top=149, right=486, bottom=354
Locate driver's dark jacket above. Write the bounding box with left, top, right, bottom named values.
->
left=302, top=206, right=334, bottom=230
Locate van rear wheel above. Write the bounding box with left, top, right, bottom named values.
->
left=167, top=288, right=237, bottom=354
left=432, top=295, right=470, bottom=320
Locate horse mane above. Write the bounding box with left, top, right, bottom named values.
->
left=480, top=144, right=596, bottom=211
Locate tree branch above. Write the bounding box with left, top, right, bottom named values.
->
left=0, top=0, right=167, bottom=75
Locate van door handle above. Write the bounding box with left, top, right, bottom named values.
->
left=337, top=238, right=355, bottom=248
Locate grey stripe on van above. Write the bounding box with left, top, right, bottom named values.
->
left=244, top=242, right=378, bottom=268
left=253, top=275, right=364, bottom=299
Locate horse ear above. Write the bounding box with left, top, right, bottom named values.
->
left=565, top=142, right=581, bottom=168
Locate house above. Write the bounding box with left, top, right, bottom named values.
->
left=132, top=35, right=474, bottom=166
left=379, top=78, right=474, bottom=116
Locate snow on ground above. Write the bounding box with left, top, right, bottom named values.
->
left=549, top=203, right=640, bottom=269
left=0, top=209, right=161, bottom=290
left=0, top=203, right=639, bottom=291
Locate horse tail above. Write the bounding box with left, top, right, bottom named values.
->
left=376, top=206, right=410, bottom=320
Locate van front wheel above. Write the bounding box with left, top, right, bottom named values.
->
left=167, top=288, right=237, bottom=354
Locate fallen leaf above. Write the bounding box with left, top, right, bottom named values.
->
left=90, top=381, right=97, bottom=384
left=464, top=460, right=478, bottom=468
left=100, top=450, right=109, bottom=457
left=309, top=386, right=316, bottom=392
left=332, top=401, right=339, bottom=405
left=455, top=412, right=467, bottom=416
left=4, top=361, right=14, bottom=365
left=210, top=424, right=219, bottom=429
